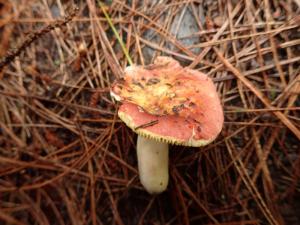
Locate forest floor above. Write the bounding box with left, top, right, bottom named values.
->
left=0, top=0, right=299, bottom=225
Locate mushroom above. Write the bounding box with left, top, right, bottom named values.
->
left=111, top=56, right=223, bottom=194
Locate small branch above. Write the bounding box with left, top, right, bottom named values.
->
left=0, top=6, right=79, bottom=70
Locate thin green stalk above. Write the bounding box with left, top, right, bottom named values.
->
left=98, top=1, right=133, bottom=66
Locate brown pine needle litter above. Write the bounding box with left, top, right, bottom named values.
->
left=0, top=0, right=299, bottom=224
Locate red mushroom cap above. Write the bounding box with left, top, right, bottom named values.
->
left=111, top=57, right=223, bottom=146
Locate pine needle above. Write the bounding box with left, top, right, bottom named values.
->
left=98, top=1, right=133, bottom=66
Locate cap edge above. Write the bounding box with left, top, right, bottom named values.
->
left=118, top=111, right=217, bottom=147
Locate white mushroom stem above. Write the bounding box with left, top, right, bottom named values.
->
left=137, top=135, right=169, bottom=194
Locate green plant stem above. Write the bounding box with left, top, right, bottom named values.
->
left=98, top=1, right=133, bottom=66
